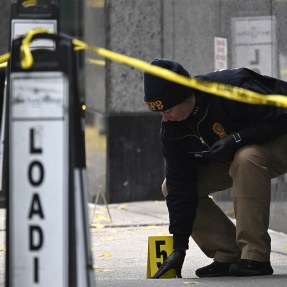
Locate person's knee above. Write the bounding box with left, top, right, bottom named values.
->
left=235, top=146, right=257, bottom=162
left=229, top=146, right=262, bottom=181
left=229, top=146, right=263, bottom=177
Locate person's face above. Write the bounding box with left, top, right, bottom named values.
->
left=161, top=96, right=195, bottom=122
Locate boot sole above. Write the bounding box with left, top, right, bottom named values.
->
left=196, top=271, right=230, bottom=278
left=229, top=266, right=273, bottom=277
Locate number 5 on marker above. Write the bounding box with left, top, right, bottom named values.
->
left=146, top=236, right=176, bottom=278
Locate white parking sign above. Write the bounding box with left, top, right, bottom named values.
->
left=9, top=72, right=69, bottom=287
left=11, top=19, right=57, bottom=49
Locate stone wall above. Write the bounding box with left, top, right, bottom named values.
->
left=0, top=1, right=286, bottom=231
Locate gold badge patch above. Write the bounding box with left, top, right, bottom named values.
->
left=146, top=100, right=164, bottom=111
left=212, top=123, right=227, bottom=138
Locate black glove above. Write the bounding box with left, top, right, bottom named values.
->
left=152, top=249, right=186, bottom=279
left=207, top=134, right=239, bottom=162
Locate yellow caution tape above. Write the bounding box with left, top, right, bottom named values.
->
left=86, top=58, right=106, bottom=66
left=0, top=62, right=7, bottom=69
left=87, top=0, right=105, bottom=8
left=72, top=38, right=287, bottom=108
left=0, top=53, right=10, bottom=65
left=20, top=28, right=52, bottom=70
left=2, top=28, right=287, bottom=108
left=0, top=53, right=9, bottom=69
left=22, top=0, right=37, bottom=8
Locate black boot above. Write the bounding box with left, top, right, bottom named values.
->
left=195, top=261, right=233, bottom=277
left=229, top=259, right=273, bottom=276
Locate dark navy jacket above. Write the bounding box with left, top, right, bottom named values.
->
left=161, top=68, right=287, bottom=250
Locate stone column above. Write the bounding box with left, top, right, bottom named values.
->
left=84, top=0, right=164, bottom=203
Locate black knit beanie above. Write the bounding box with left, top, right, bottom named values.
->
left=144, top=58, right=192, bottom=112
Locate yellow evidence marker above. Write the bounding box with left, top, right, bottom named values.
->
left=146, top=236, right=176, bottom=279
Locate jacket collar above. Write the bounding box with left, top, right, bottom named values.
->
left=186, top=92, right=208, bottom=123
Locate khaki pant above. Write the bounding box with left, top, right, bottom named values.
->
left=162, top=134, right=287, bottom=263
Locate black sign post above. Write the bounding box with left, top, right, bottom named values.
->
left=10, top=0, right=59, bottom=45
left=0, top=0, right=59, bottom=193
left=6, top=32, right=94, bottom=287
left=0, top=69, right=6, bottom=198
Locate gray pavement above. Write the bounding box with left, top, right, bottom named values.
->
left=90, top=200, right=287, bottom=287
left=0, top=201, right=286, bottom=286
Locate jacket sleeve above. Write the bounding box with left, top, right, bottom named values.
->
left=161, top=127, right=198, bottom=250
left=231, top=77, right=287, bottom=145
left=238, top=114, right=287, bottom=145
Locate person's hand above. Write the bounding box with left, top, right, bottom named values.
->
left=152, top=249, right=186, bottom=279
left=207, top=135, right=237, bottom=162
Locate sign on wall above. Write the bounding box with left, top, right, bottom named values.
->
left=231, top=16, right=277, bottom=77
left=214, top=37, right=228, bottom=71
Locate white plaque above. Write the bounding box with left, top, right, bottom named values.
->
left=231, top=16, right=277, bottom=77
left=11, top=19, right=57, bottom=49
left=9, top=72, right=69, bottom=287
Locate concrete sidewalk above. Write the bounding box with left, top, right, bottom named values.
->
left=0, top=201, right=286, bottom=286
left=90, top=200, right=287, bottom=287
